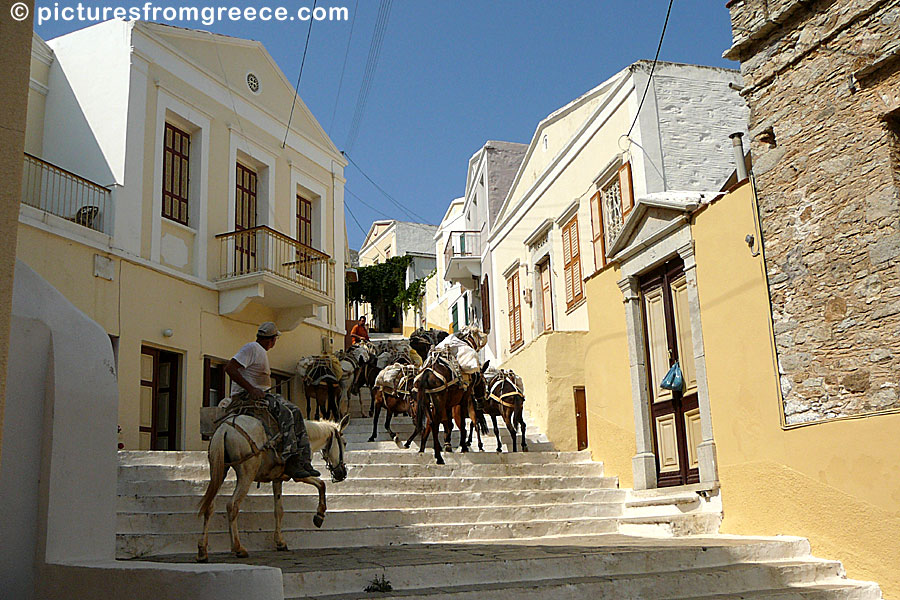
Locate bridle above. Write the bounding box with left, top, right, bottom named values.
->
left=322, top=427, right=347, bottom=482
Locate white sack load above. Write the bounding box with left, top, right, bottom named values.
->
left=435, top=334, right=480, bottom=374
left=375, top=363, right=405, bottom=390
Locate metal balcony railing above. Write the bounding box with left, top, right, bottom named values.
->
left=20, top=153, right=113, bottom=235
left=216, top=225, right=331, bottom=295
left=444, top=230, right=481, bottom=265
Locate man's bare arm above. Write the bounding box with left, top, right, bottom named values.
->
left=225, top=358, right=265, bottom=400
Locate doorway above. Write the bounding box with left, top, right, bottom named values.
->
left=640, top=258, right=700, bottom=487
left=140, top=346, right=181, bottom=450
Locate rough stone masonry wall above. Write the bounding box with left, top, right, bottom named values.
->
left=727, top=0, right=900, bottom=424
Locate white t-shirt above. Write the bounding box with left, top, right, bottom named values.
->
left=229, top=341, right=272, bottom=397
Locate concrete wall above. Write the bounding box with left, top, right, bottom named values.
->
left=692, top=183, right=900, bottom=597
left=582, top=263, right=635, bottom=488
left=501, top=331, right=587, bottom=452
left=1, top=260, right=283, bottom=600
left=0, top=0, right=33, bottom=513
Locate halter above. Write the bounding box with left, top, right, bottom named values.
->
left=322, top=427, right=347, bottom=483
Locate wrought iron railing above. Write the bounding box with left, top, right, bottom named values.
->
left=20, top=153, right=113, bottom=235
left=216, top=225, right=331, bottom=295
left=444, top=230, right=481, bottom=265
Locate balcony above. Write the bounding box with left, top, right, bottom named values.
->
left=20, top=153, right=113, bottom=235
left=444, top=230, right=481, bottom=288
left=215, top=226, right=333, bottom=329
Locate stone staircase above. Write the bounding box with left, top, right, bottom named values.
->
left=117, top=406, right=881, bottom=598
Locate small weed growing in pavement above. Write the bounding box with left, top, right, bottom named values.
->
left=365, top=574, right=393, bottom=593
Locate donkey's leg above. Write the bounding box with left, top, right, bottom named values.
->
left=384, top=407, right=396, bottom=441
left=273, top=480, right=288, bottom=551
left=518, top=405, right=528, bottom=452
left=368, top=398, right=382, bottom=442
left=226, top=466, right=255, bottom=558
left=432, top=414, right=444, bottom=465
left=491, top=414, right=503, bottom=452
left=418, top=419, right=431, bottom=453
left=197, top=463, right=227, bottom=563
left=297, top=477, right=327, bottom=528
left=504, top=409, right=518, bottom=452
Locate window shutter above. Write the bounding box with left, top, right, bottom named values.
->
left=570, top=218, right=582, bottom=301
left=618, top=161, right=634, bottom=213
left=507, top=276, right=515, bottom=346
left=590, top=192, right=604, bottom=271
left=480, top=276, right=491, bottom=333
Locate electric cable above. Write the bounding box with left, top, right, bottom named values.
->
left=626, top=0, right=674, bottom=138
left=283, top=0, right=319, bottom=148
left=330, top=0, right=360, bottom=133
left=345, top=0, right=393, bottom=152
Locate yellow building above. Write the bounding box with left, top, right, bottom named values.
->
left=582, top=172, right=900, bottom=595
left=356, top=219, right=438, bottom=336
left=486, top=62, right=747, bottom=450
left=17, top=21, right=349, bottom=451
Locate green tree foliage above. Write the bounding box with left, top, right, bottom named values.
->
left=349, top=256, right=438, bottom=330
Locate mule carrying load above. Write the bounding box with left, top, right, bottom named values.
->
left=296, top=354, right=345, bottom=420
left=478, top=368, right=528, bottom=452
left=413, top=326, right=489, bottom=464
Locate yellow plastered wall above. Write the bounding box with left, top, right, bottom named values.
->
left=582, top=264, right=636, bottom=488
left=17, top=223, right=328, bottom=452
left=692, top=182, right=900, bottom=597
left=501, top=331, right=586, bottom=452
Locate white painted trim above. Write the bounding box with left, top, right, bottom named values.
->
left=228, top=128, right=277, bottom=233
left=290, top=163, right=328, bottom=252
left=489, top=76, right=634, bottom=247
left=151, top=88, right=211, bottom=279
left=31, top=33, right=54, bottom=65
left=29, top=79, right=49, bottom=96
left=130, top=27, right=345, bottom=171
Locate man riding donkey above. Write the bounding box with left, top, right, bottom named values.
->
left=221, top=321, right=320, bottom=480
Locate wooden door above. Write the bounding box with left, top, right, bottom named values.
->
left=235, top=163, right=258, bottom=273
left=640, top=258, right=700, bottom=487
left=574, top=386, right=588, bottom=451
left=140, top=346, right=180, bottom=450
left=296, top=195, right=313, bottom=278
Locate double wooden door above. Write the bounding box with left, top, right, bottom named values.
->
left=640, top=258, right=701, bottom=487
left=235, top=163, right=258, bottom=273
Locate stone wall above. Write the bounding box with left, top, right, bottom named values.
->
left=726, top=0, right=900, bottom=424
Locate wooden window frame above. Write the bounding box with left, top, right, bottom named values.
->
left=507, top=271, right=523, bottom=351
left=539, top=258, right=553, bottom=332
left=162, top=122, right=191, bottom=226
left=297, top=195, right=313, bottom=247
left=562, top=215, right=584, bottom=310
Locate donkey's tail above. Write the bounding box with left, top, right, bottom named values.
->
left=414, top=371, right=429, bottom=433
left=198, top=427, right=227, bottom=518
left=478, top=411, right=489, bottom=435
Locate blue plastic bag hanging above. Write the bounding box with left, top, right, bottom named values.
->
left=660, top=361, right=684, bottom=392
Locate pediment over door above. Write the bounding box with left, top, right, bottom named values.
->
left=607, top=192, right=713, bottom=263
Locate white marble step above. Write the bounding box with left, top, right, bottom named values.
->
left=298, top=559, right=851, bottom=600
left=119, top=461, right=605, bottom=481
left=118, top=449, right=592, bottom=467
left=118, top=472, right=619, bottom=496
left=273, top=537, right=843, bottom=599
left=119, top=501, right=624, bottom=534
left=119, top=488, right=626, bottom=513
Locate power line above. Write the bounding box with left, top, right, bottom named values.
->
left=345, top=187, right=438, bottom=235
left=283, top=0, right=319, bottom=148
left=626, top=0, right=674, bottom=138
left=343, top=151, right=431, bottom=223
left=345, top=0, right=393, bottom=152
left=344, top=200, right=369, bottom=238
left=330, top=0, right=360, bottom=133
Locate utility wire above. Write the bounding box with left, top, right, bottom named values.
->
left=330, top=0, right=360, bottom=133
left=283, top=0, right=319, bottom=148
left=345, top=0, right=393, bottom=152
left=345, top=187, right=438, bottom=234
left=344, top=201, right=368, bottom=237
left=626, top=0, right=674, bottom=138
left=343, top=152, right=431, bottom=223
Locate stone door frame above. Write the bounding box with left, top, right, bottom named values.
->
left=613, top=213, right=718, bottom=490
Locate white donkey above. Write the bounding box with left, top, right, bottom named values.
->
left=197, top=414, right=349, bottom=562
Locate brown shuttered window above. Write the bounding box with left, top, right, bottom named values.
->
left=507, top=271, right=522, bottom=350
left=590, top=191, right=605, bottom=272
left=563, top=215, right=583, bottom=309
left=480, top=275, right=491, bottom=333
left=162, top=123, right=190, bottom=226
left=297, top=195, right=313, bottom=247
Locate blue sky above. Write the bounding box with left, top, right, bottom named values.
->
left=35, top=1, right=739, bottom=249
